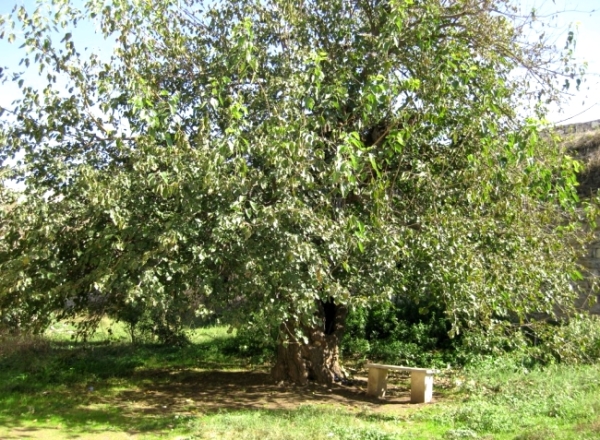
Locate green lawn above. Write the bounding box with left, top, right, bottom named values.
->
left=1, top=323, right=599, bottom=439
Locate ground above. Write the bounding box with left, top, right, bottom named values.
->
left=0, top=323, right=441, bottom=440
left=2, top=324, right=600, bottom=440
left=0, top=367, right=433, bottom=440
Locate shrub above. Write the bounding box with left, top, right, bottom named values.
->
left=343, top=302, right=600, bottom=368
left=341, top=302, right=454, bottom=366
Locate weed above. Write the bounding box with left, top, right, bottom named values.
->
left=444, top=428, right=479, bottom=439
left=332, top=426, right=399, bottom=440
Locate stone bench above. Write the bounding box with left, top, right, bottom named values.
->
left=365, top=363, right=439, bottom=403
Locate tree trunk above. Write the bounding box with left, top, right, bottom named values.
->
left=271, top=299, right=347, bottom=386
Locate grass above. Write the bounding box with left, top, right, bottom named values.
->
left=418, top=357, right=600, bottom=439
left=1, top=323, right=600, bottom=439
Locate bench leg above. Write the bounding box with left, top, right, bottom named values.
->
left=410, top=371, right=433, bottom=403
left=367, top=368, right=388, bottom=398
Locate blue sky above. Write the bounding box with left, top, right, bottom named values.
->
left=1, top=0, right=599, bottom=125
left=0, top=0, right=113, bottom=110
left=530, top=0, right=600, bottom=124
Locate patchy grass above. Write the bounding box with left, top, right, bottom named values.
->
left=414, top=356, right=600, bottom=439
left=1, top=325, right=600, bottom=439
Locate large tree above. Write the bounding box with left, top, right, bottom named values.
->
left=0, top=0, right=593, bottom=383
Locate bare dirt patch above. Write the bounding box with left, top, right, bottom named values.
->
left=1, top=368, right=441, bottom=439
left=0, top=428, right=137, bottom=440
left=101, top=368, right=437, bottom=416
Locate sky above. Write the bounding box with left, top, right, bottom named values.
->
left=530, top=0, right=600, bottom=124
left=0, top=0, right=599, bottom=126
left=0, top=0, right=113, bottom=101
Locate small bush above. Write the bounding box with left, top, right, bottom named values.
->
left=341, top=302, right=455, bottom=366
left=0, top=334, right=51, bottom=359
left=458, top=315, right=600, bottom=367
left=343, top=302, right=600, bottom=368
left=531, top=316, right=600, bottom=363
left=221, top=327, right=275, bottom=364
left=342, top=338, right=370, bottom=359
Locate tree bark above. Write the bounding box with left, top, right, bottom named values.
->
left=271, top=299, right=347, bottom=386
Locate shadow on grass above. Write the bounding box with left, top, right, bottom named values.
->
left=0, top=334, right=249, bottom=391
left=0, top=336, right=418, bottom=436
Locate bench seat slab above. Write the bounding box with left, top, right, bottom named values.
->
left=365, top=363, right=437, bottom=374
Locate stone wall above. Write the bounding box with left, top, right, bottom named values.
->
left=557, top=119, right=600, bottom=314
left=579, top=244, right=600, bottom=314
left=554, top=119, right=600, bottom=135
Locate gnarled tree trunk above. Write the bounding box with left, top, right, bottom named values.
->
left=271, top=299, right=347, bottom=386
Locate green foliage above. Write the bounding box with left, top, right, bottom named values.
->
left=343, top=309, right=600, bottom=369
left=228, top=326, right=276, bottom=365
left=0, top=0, right=595, bottom=358
left=458, top=315, right=600, bottom=367
left=342, top=302, right=452, bottom=366
left=110, top=292, right=198, bottom=345
left=534, top=316, right=600, bottom=363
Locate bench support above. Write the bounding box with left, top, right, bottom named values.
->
left=410, top=370, right=433, bottom=403
left=367, top=366, right=388, bottom=398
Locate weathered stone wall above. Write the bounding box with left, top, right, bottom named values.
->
left=557, top=119, right=600, bottom=314
left=554, top=119, right=600, bottom=135
left=579, top=244, right=600, bottom=314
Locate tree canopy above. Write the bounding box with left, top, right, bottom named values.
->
left=0, top=0, right=595, bottom=382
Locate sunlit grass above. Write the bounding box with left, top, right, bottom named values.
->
left=1, top=323, right=600, bottom=439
